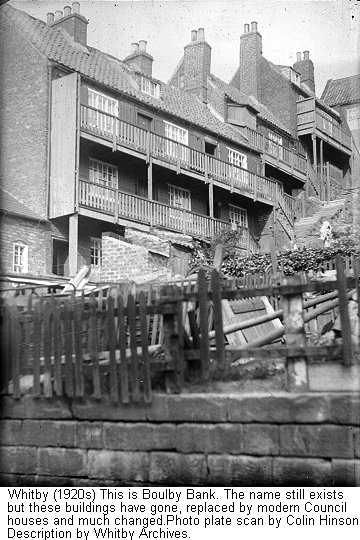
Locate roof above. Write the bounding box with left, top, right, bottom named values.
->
left=321, top=75, right=360, bottom=106
left=0, top=188, right=46, bottom=221
left=210, top=74, right=292, bottom=136
left=1, top=4, right=254, bottom=151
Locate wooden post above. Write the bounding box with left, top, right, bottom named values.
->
left=312, top=133, right=317, bottom=196
left=336, top=255, right=354, bottom=366
left=208, top=179, right=214, bottom=218
left=353, top=256, right=360, bottom=344
left=197, top=269, right=210, bottom=380
left=162, top=286, right=183, bottom=393
left=211, top=269, right=226, bottom=375
left=69, top=213, right=78, bottom=277
left=320, top=139, right=324, bottom=200
left=283, top=274, right=308, bottom=392
left=147, top=158, right=153, bottom=201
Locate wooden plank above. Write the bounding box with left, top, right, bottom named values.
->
left=89, top=296, right=101, bottom=399
left=43, top=301, right=53, bottom=398
left=107, top=294, right=118, bottom=403
left=0, top=305, right=10, bottom=392
left=231, top=298, right=266, bottom=313
left=139, top=291, right=152, bottom=403
left=73, top=297, right=84, bottom=397
left=188, top=309, right=201, bottom=350
left=32, top=303, right=41, bottom=397
left=62, top=302, right=74, bottom=397
left=127, top=293, right=140, bottom=402
left=353, top=256, right=360, bottom=344
left=117, top=293, right=130, bottom=403
left=221, top=300, right=246, bottom=346
left=53, top=300, right=62, bottom=396
left=210, top=269, right=225, bottom=373
left=283, top=274, right=308, bottom=392
left=9, top=306, right=20, bottom=399
left=197, top=269, right=210, bottom=380
left=162, top=291, right=183, bottom=393
left=336, top=254, right=354, bottom=366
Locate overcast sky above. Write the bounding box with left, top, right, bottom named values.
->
left=9, top=0, right=360, bottom=96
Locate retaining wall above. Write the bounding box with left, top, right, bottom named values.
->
left=0, top=393, right=359, bottom=486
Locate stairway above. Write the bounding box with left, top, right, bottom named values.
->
left=294, top=199, right=346, bottom=247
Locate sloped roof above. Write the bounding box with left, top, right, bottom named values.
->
left=210, top=74, right=292, bottom=136
left=1, top=4, right=254, bottom=151
left=321, top=75, right=360, bottom=106
left=0, top=188, right=46, bottom=221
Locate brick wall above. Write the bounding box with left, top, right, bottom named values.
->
left=183, top=38, right=211, bottom=103
left=0, top=393, right=358, bottom=486
left=0, top=11, right=49, bottom=218
left=0, top=215, right=52, bottom=275
left=238, top=30, right=262, bottom=100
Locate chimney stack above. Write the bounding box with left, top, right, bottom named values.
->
left=124, top=40, right=154, bottom=77
left=182, top=27, right=211, bottom=103
left=49, top=2, right=88, bottom=47
left=293, top=49, right=315, bottom=92
left=236, top=21, right=262, bottom=98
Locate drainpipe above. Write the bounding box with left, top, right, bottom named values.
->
left=46, top=63, right=53, bottom=220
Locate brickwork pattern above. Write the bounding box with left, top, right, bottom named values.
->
left=0, top=12, right=49, bottom=218
left=183, top=40, right=211, bottom=103
left=0, top=393, right=359, bottom=486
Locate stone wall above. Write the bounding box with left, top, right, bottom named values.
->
left=0, top=393, right=359, bottom=486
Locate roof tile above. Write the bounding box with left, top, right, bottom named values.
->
left=0, top=189, right=46, bottom=221
left=321, top=75, right=360, bottom=106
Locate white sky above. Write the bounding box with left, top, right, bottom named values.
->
left=9, top=0, right=360, bottom=96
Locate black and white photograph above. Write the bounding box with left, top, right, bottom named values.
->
left=0, top=0, right=359, bottom=497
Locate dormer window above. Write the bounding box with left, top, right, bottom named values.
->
left=141, top=76, right=160, bottom=98
left=281, top=67, right=301, bottom=86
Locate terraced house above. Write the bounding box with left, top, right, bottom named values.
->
left=169, top=22, right=354, bottom=247
left=0, top=3, right=354, bottom=282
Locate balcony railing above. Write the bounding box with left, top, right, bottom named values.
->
left=245, top=127, right=307, bottom=175
left=297, top=98, right=352, bottom=150
left=79, top=179, right=260, bottom=252
left=80, top=105, right=278, bottom=204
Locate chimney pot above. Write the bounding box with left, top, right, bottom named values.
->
left=296, top=52, right=302, bottom=62
left=303, top=50, right=310, bottom=60
left=251, top=21, right=258, bottom=32
left=64, top=6, right=71, bottom=17
left=244, top=23, right=250, bottom=33
left=47, top=12, right=54, bottom=24
left=191, top=30, right=197, bottom=42
left=197, top=28, right=205, bottom=40
left=72, top=1, right=80, bottom=14
left=139, top=40, right=147, bottom=52
left=131, top=42, right=139, bottom=54
left=55, top=10, right=63, bottom=21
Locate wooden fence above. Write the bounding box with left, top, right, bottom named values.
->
left=1, top=255, right=359, bottom=402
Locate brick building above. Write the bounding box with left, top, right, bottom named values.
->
left=0, top=4, right=356, bottom=281
left=169, top=22, right=354, bottom=247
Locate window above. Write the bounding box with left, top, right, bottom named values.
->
left=169, top=185, right=191, bottom=210
left=227, top=148, right=249, bottom=186
left=13, top=242, right=28, bottom=273
left=140, top=77, right=160, bottom=98
left=229, top=205, right=248, bottom=229
left=227, top=105, right=244, bottom=126
left=267, top=131, right=284, bottom=160
left=164, top=121, right=189, bottom=161
left=88, top=88, right=118, bottom=135
left=320, top=111, right=333, bottom=135
left=90, top=238, right=102, bottom=267
left=347, top=107, right=360, bottom=131
left=89, top=158, right=118, bottom=189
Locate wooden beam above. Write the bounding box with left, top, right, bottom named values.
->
left=68, top=213, right=78, bottom=277
left=208, top=178, right=214, bottom=218
left=147, top=157, right=153, bottom=201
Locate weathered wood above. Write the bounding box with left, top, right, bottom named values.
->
left=32, top=303, right=41, bottom=397
left=107, top=294, right=118, bottom=403
left=197, top=269, right=210, bottom=380
left=162, top=292, right=183, bottom=393
left=117, top=294, right=129, bottom=403
left=9, top=306, right=20, bottom=398
left=43, top=301, right=53, bottom=398
left=283, top=274, right=308, bottom=392
left=0, top=305, right=10, bottom=391
left=139, top=291, right=152, bottom=403
left=211, top=269, right=225, bottom=373
left=89, top=296, right=101, bottom=399
left=188, top=309, right=201, bottom=350
left=62, top=303, right=74, bottom=397
left=53, top=301, right=62, bottom=396
left=353, top=256, right=360, bottom=343
left=127, top=293, right=140, bottom=402
left=73, top=297, right=84, bottom=397
left=336, top=254, right=354, bottom=366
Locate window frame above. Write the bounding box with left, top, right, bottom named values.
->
left=140, top=77, right=160, bottom=99
left=89, top=157, right=118, bottom=189
left=228, top=204, right=248, bottom=229
left=88, top=88, right=118, bottom=116
left=227, top=148, right=248, bottom=170
left=168, top=184, right=191, bottom=211
left=90, top=237, right=102, bottom=268
left=13, top=242, right=28, bottom=273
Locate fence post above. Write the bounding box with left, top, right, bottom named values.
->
left=198, top=269, right=210, bottom=380
left=336, top=255, right=354, bottom=366
left=211, top=269, right=226, bottom=375
left=283, top=274, right=308, bottom=392
left=161, top=285, right=183, bottom=393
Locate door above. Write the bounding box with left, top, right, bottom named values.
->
left=52, top=239, right=69, bottom=276
left=172, top=246, right=191, bottom=277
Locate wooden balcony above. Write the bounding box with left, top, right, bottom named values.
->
left=78, top=179, right=260, bottom=252
left=297, top=98, right=352, bottom=155
left=245, top=127, right=307, bottom=182
left=80, top=105, right=278, bottom=205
